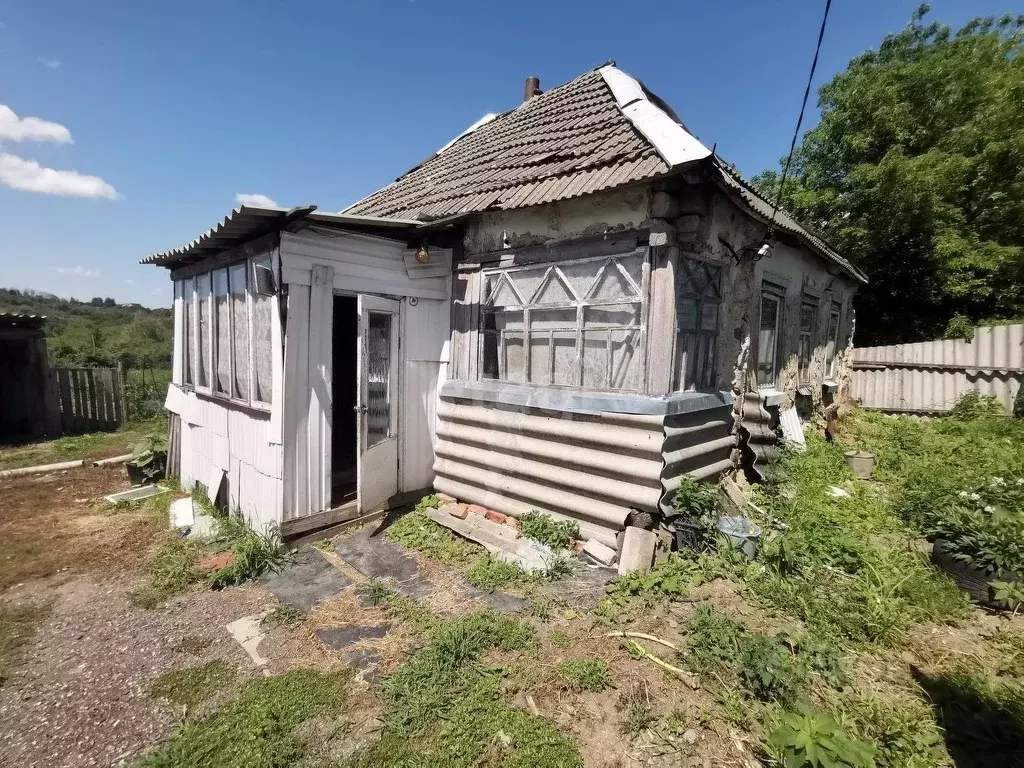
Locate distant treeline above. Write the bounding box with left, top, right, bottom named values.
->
left=0, top=288, right=172, bottom=370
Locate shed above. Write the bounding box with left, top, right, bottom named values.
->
left=145, top=63, right=865, bottom=546
left=0, top=313, right=60, bottom=442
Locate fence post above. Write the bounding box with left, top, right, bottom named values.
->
left=116, top=361, right=128, bottom=425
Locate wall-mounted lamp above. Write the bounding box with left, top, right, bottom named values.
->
left=718, top=235, right=774, bottom=266
left=415, top=244, right=430, bottom=264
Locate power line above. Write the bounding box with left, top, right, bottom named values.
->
left=768, top=0, right=833, bottom=237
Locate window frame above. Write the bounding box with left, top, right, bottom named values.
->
left=824, top=301, right=843, bottom=380
left=796, top=296, right=818, bottom=385
left=756, top=281, right=786, bottom=389
left=177, top=256, right=273, bottom=412
left=675, top=256, right=724, bottom=392
left=477, top=249, right=648, bottom=393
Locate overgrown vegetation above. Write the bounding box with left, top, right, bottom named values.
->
left=150, top=661, right=237, bottom=710
left=344, top=610, right=582, bottom=767
left=517, top=510, right=580, bottom=551
left=0, top=602, right=49, bottom=686
left=0, top=417, right=164, bottom=470
left=140, top=669, right=351, bottom=767
left=131, top=491, right=288, bottom=608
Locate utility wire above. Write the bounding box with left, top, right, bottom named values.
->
left=768, top=0, right=833, bottom=237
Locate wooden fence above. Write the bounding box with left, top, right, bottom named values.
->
left=50, top=367, right=127, bottom=434
left=851, top=323, right=1024, bottom=414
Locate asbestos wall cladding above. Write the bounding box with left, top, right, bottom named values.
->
left=432, top=395, right=735, bottom=547
left=660, top=405, right=735, bottom=508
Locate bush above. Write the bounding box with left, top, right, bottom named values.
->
left=556, top=659, right=614, bottom=692
left=207, top=516, right=289, bottom=589
left=767, top=708, right=876, bottom=768
left=672, top=474, right=719, bottom=519
left=950, top=391, right=1005, bottom=421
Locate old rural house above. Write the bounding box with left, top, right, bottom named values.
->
left=144, top=63, right=865, bottom=546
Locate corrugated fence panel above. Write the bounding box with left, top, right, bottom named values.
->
left=433, top=396, right=666, bottom=547
left=852, top=323, right=1024, bottom=413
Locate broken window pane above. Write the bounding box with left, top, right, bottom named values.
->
left=230, top=263, right=249, bottom=400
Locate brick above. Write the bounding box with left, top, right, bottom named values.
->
left=466, top=504, right=489, bottom=517
left=484, top=510, right=509, bottom=525
left=441, top=503, right=468, bottom=520
left=197, top=551, right=236, bottom=572
left=436, top=493, right=458, bottom=505
left=582, top=538, right=617, bottom=566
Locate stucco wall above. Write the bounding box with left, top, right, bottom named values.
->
left=463, top=186, right=650, bottom=255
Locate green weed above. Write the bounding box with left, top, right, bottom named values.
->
left=598, top=553, right=721, bottom=619
left=466, top=556, right=530, bottom=593
left=550, top=629, right=572, bottom=648
left=310, top=538, right=335, bottom=553
left=556, top=659, right=614, bottom=692
left=150, top=661, right=237, bottom=710
left=261, top=604, right=305, bottom=629
left=357, top=580, right=436, bottom=633
left=129, top=536, right=204, bottom=608
left=206, top=516, right=288, bottom=589
left=345, top=611, right=581, bottom=767
left=517, top=510, right=580, bottom=550
left=385, top=509, right=477, bottom=565
left=139, top=669, right=351, bottom=768
left=766, top=707, right=876, bottom=768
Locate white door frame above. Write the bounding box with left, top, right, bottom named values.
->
left=356, top=294, right=401, bottom=513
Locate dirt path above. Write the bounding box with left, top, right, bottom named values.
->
left=0, top=576, right=273, bottom=767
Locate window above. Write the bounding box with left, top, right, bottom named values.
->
left=676, top=258, right=722, bottom=391
left=179, top=280, right=193, bottom=386
left=197, top=273, right=211, bottom=389
left=178, top=255, right=275, bottom=408
left=757, top=284, right=785, bottom=387
left=480, top=251, right=645, bottom=391
left=824, top=302, right=842, bottom=379
left=797, top=298, right=817, bottom=384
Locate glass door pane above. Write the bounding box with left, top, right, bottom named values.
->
left=365, top=311, right=392, bottom=448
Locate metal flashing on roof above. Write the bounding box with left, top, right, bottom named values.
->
left=0, top=312, right=46, bottom=329
left=598, top=65, right=712, bottom=168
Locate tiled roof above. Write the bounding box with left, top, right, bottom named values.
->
left=346, top=68, right=670, bottom=220
left=713, top=161, right=866, bottom=283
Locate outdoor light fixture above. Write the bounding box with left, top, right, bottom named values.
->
left=415, top=244, right=430, bottom=264
left=718, top=235, right=774, bottom=266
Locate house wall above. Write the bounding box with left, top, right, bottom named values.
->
left=438, top=185, right=734, bottom=545
left=279, top=227, right=449, bottom=524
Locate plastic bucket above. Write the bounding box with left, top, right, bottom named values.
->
left=716, top=516, right=762, bottom=561
left=845, top=450, right=876, bottom=479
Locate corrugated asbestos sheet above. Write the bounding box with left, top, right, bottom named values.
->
left=0, top=312, right=46, bottom=329
left=738, top=392, right=779, bottom=482
left=346, top=68, right=670, bottom=220
left=432, top=396, right=736, bottom=547
left=852, top=323, right=1024, bottom=414
left=660, top=406, right=735, bottom=510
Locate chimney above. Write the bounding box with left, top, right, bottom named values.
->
left=523, top=76, right=541, bottom=102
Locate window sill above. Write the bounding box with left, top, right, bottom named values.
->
left=757, top=387, right=784, bottom=407
left=441, top=379, right=733, bottom=416
left=182, top=385, right=271, bottom=416
left=822, top=380, right=839, bottom=394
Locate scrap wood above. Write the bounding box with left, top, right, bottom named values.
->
left=605, top=631, right=681, bottom=652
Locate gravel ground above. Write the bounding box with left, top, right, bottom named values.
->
left=0, top=575, right=275, bottom=767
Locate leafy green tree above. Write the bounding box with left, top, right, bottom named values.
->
left=754, top=6, right=1024, bottom=344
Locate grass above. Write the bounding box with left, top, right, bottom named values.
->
left=0, top=601, right=49, bottom=686
left=343, top=610, right=582, bottom=768
left=130, top=496, right=289, bottom=608
left=139, top=669, right=351, bottom=768
left=261, top=603, right=305, bottom=629
left=0, top=416, right=165, bottom=471
left=150, top=661, right=238, bottom=710
left=556, top=659, right=614, bottom=692
left=466, top=555, right=532, bottom=593
left=518, top=510, right=580, bottom=550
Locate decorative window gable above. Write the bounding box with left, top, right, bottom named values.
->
left=480, top=250, right=647, bottom=391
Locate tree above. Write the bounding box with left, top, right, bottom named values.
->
left=753, top=6, right=1024, bottom=344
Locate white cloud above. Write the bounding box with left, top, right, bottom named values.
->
left=235, top=193, right=278, bottom=208
left=0, top=105, right=72, bottom=144
left=123, top=279, right=134, bottom=284
left=37, top=57, right=62, bottom=70
left=0, top=153, right=117, bottom=198
left=53, top=265, right=101, bottom=278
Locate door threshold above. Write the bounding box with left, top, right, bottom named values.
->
left=280, top=499, right=361, bottom=538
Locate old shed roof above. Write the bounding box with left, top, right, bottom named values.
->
left=0, top=312, right=46, bottom=330
left=345, top=65, right=712, bottom=220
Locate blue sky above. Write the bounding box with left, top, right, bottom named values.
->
left=0, top=0, right=1008, bottom=307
